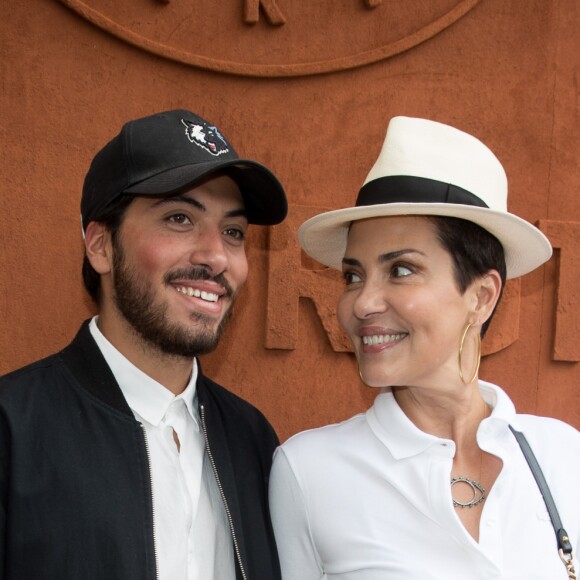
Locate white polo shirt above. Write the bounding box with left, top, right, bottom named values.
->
left=269, top=381, right=580, bottom=579
left=90, top=317, right=235, bottom=580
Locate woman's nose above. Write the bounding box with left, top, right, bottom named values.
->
left=352, top=280, right=388, bottom=319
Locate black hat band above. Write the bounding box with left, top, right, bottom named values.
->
left=356, top=175, right=489, bottom=209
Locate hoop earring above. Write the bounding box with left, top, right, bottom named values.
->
left=358, top=368, right=366, bottom=385
left=458, top=322, right=482, bottom=385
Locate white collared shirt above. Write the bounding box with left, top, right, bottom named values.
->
left=270, top=381, right=580, bottom=579
left=89, top=317, right=235, bottom=580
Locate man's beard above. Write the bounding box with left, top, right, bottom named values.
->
left=111, top=239, right=235, bottom=358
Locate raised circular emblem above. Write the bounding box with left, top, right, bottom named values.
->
left=59, top=0, right=481, bottom=77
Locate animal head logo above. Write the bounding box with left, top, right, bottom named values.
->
left=182, top=119, right=230, bottom=156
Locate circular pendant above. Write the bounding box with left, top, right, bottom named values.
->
left=450, top=476, right=487, bottom=508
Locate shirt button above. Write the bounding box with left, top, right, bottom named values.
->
left=486, top=519, right=496, bottom=527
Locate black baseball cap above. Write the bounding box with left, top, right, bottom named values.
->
left=81, top=109, right=287, bottom=229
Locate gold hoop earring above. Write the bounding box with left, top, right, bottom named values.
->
left=458, top=322, right=482, bottom=385
left=358, top=368, right=366, bottom=385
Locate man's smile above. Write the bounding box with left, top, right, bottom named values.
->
left=174, top=285, right=219, bottom=303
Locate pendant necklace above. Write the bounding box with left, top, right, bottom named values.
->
left=450, top=400, right=489, bottom=509
left=450, top=476, right=486, bottom=508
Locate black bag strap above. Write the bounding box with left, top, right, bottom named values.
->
left=509, top=425, right=576, bottom=578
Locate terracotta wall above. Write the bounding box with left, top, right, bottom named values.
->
left=1, top=0, right=579, bottom=440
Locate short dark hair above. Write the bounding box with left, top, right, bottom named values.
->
left=428, top=216, right=507, bottom=338
left=82, top=195, right=134, bottom=304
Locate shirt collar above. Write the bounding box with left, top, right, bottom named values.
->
left=366, top=381, right=518, bottom=460
left=367, top=389, right=442, bottom=459
left=89, top=316, right=199, bottom=428
left=478, top=379, right=520, bottom=431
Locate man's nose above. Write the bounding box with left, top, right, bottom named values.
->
left=188, top=228, right=228, bottom=275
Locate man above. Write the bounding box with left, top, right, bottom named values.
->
left=0, top=109, right=287, bottom=580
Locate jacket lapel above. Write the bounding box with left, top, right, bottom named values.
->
left=58, top=320, right=133, bottom=417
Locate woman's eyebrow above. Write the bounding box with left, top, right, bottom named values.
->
left=342, top=257, right=362, bottom=268
left=378, top=249, right=423, bottom=263
left=342, top=249, right=423, bottom=268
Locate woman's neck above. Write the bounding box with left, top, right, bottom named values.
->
left=392, top=383, right=488, bottom=444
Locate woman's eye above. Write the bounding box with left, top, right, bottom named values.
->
left=343, top=271, right=363, bottom=285
left=391, top=264, right=413, bottom=277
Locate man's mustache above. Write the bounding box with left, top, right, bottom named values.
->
left=164, top=267, right=234, bottom=299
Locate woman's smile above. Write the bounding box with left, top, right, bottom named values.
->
left=358, top=326, right=408, bottom=352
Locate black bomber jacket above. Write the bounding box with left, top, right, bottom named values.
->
left=0, top=321, right=281, bottom=580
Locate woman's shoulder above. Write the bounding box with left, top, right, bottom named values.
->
left=513, top=413, right=580, bottom=458
left=272, top=412, right=376, bottom=493
left=515, top=413, right=579, bottom=436
left=516, top=414, right=580, bottom=438
left=278, top=411, right=369, bottom=458
left=484, top=381, right=579, bottom=446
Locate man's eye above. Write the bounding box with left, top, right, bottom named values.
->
left=224, top=227, right=245, bottom=241
left=168, top=214, right=191, bottom=225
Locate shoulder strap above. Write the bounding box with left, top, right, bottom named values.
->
left=509, top=425, right=575, bottom=576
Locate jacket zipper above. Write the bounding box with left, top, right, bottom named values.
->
left=141, top=424, right=160, bottom=580
left=200, top=404, right=248, bottom=580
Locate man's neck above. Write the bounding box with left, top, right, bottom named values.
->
left=95, top=314, right=194, bottom=396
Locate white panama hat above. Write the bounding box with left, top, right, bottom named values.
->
left=298, top=116, right=552, bottom=279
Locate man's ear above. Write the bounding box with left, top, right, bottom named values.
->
left=84, top=221, right=113, bottom=275
left=471, top=270, right=503, bottom=325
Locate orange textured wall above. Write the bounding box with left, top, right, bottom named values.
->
left=1, top=0, right=579, bottom=440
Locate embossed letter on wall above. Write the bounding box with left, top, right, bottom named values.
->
left=267, top=206, right=351, bottom=352
left=540, top=220, right=580, bottom=362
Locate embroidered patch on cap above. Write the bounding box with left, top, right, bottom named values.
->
left=182, top=119, right=230, bottom=156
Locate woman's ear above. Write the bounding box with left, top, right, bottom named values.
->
left=84, top=221, right=113, bottom=275
left=472, top=270, right=503, bottom=325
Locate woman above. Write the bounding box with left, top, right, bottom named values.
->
left=269, top=117, right=579, bottom=579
